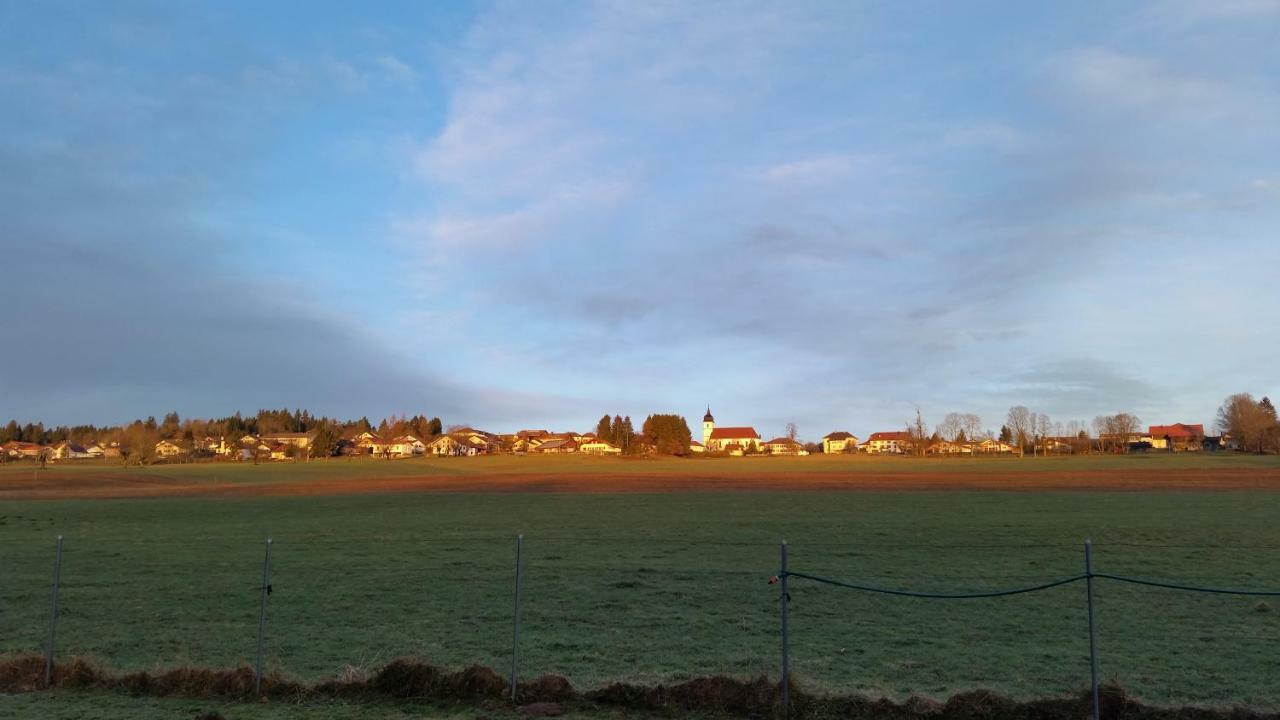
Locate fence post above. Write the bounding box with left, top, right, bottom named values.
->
left=44, top=535, right=64, bottom=688
left=254, top=538, right=273, bottom=695
left=510, top=534, right=524, bottom=702
left=1085, top=539, right=1100, bottom=720
left=780, top=539, right=790, bottom=717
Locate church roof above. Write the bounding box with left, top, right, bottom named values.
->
left=709, top=427, right=759, bottom=440
left=703, top=406, right=714, bottom=422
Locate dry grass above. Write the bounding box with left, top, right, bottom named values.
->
left=4, top=654, right=1277, bottom=720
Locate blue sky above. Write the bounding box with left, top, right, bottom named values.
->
left=2, top=0, right=1278, bottom=439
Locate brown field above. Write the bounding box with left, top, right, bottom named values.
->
left=3, top=458, right=1280, bottom=500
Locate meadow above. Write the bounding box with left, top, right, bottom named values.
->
left=2, top=455, right=1280, bottom=717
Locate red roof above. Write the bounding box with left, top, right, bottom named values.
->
left=709, top=427, right=760, bottom=440
left=1149, top=423, right=1204, bottom=438
left=764, top=437, right=802, bottom=446
left=868, top=431, right=913, bottom=442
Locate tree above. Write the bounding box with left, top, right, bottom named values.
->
left=1216, top=393, right=1271, bottom=453
left=998, top=425, right=1012, bottom=444
left=1006, top=406, right=1032, bottom=456
left=785, top=422, right=799, bottom=442
left=906, top=409, right=929, bottom=457
left=426, top=417, right=443, bottom=437
left=1035, top=413, right=1051, bottom=456
left=937, top=413, right=962, bottom=442
left=641, top=414, right=692, bottom=456
left=596, top=414, right=614, bottom=444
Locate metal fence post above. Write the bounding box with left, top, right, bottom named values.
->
left=44, top=535, right=64, bottom=687
left=1085, top=539, right=1100, bottom=720
left=780, top=540, right=790, bottom=717
left=510, top=534, right=524, bottom=701
left=254, top=538, right=273, bottom=695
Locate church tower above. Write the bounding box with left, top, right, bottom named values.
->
left=703, top=406, right=715, bottom=447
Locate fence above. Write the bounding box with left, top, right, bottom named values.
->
left=776, top=539, right=1280, bottom=719
left=11, top=534, right=1280, bottom=714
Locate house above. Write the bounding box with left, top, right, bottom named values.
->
left=260, top=432, right=315, bottom=450
left=1033, top=437, right=1075, bottom=454
left=434, top=433, right=494, bottom=456
left=579, top=439, right=622, bottom=455
left=1148, top=423, right=1204, bottom=451
left=701, top=408, right=763, bottom=453
left=975, top=438, right=1016, bottom=454
left=822, top=432, right=859, bottom=454
left=688, top=440, right=706, bottom=454
left=763, top=437, right=808, bottom=456
left=925, top=439, right=969, bottom=455
left=155, top=440, right=186, bottom=458
left=388, top=435, right=426, bottom=457
left=3, top=441, right=45, bottom=459
left=534, top=438, right=579, bottom=453
left=269, top=443, right=289, bottom=461
left=50, top=442, right=92, bottom=460
left=84, top=443, right=106, bottom=458
left=863, top=431, right=914, bottom=454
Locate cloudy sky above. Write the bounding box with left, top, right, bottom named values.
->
left=2, top=1, right=1278, bottom=438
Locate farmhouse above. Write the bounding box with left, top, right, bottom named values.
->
left=429, top=433, right=492, bottom=456
left=260, top=432, right=315, bottom=450
left=863, top=431, right=914, bottom=454
left=1148, top=423, right=1204, bottom=451
left=763, top=437, right=808, bottom=455
left=701, top=408, right=762, bottom=453
left=534, top=438, right=579, bottom=453
left=688, top=440, right=706, bottom=453
left=822, top=431, right=859, bottom=454
left=579, top=439, right=622, bottom=455
left=155, top=440, right=186, bottom=458
left=925, top=439, right=969, bottom=455
left=976, top=438, right=1016, bottom=454
left=3, top=441, right=45, bottom=459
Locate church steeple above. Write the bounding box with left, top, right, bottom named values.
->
left=702, top=406, right=715, bottom=447
left=703, top=405, right=714, bottom=423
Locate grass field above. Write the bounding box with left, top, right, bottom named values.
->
left=2, top=455, right=1280, bottom=716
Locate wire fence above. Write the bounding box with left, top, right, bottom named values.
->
left=3, top=535, right=1279, bottom=713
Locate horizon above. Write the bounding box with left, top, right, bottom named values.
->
left=3, top=2, right=1277, bottom=434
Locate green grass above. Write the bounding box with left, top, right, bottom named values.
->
left=3, top=486, right=1280, bottom=711
left=3, top=450, right=1279, bottom=486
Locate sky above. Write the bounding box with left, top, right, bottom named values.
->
left=2, top=0, right=1278, bottom=440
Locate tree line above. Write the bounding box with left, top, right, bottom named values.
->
left=903, top=392, right=1280, bottom=456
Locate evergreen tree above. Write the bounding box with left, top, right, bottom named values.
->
left=999, top=425, right=1012, bottom=443
left=596, top=414, right=613, bottom=443
left=427, top=417, right=443, bottom=436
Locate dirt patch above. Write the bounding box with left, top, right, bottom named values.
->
left=3, top=654, right=1277, bottom=719
left=4, top=467, right=1280, bottom=501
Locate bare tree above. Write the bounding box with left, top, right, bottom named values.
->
left=1006, top=406, right=1032, bottom=457
left=1216, top=393, right=1270, bottom=453
left=1035, top=413, right=1051, bottom=456
left=960, top=414, right=983, bottom=444
left=906, top=409, right=929, bottom=457
left=937, top=413, right=963, bottom=442
left=785, top=422, right=799, bottom=442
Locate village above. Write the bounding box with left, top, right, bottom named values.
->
left=0, top=405, right=1227, bottom=464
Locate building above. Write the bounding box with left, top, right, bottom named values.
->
left=429, top=434, right=491, bottom=456
left=702, top=408, right=762, bottom=453
left=925, top=439, right=969, bottom=455
left=1148, top=423, right=1205, bottom=451
left=688, top=440, right=706, bottom=454
left=863, top=431, right=914, bottom=454
left=975, top=438, right=1016, bottom=454
left=579, top=439, right=622, bottom=455
left=260, top=432, right=315, bottom=450
left=822, top=432, right=859, bottom=454
left=763, top=437, right=808, bottom=455
left=155, top=440, right=186, bottom=458
left=534, top=438, right=579, bottom=453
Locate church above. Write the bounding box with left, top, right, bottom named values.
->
left=701, top=407, right=763, bottom=453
